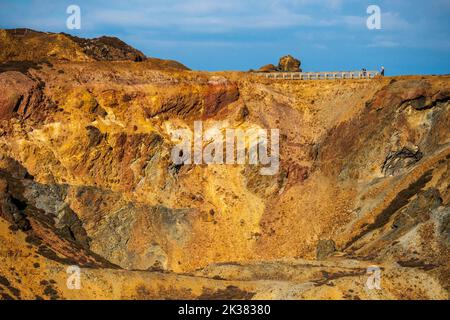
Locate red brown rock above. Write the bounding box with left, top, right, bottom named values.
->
left=0, top=71, right=42, bottom=120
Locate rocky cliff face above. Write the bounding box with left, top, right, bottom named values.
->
left=0, top=31, right=449, bottom=300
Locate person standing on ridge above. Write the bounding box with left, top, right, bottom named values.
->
left=381, top=66, right=385, bottom=76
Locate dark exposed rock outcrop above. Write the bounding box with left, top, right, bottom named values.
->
left=382, top=146, right=424, bottom=176
left=64, top=33, right=146, bottom=62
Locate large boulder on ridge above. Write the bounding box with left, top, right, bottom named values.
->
left=278, top=55, right=302, bottom=72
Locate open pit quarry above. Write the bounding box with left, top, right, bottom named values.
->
left=0, top=29, right=449, bottom=300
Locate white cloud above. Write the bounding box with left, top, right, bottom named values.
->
left=368, top=36, right=400, bottom=48
left=81, top=0, right=361, bottom=33
left=381, top=11, right=412, bottom=30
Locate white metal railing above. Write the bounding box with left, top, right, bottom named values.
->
left=256, top=71, right=380, bottom=80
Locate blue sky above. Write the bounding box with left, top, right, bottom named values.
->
left=1, top=0, right=449, bottom=74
